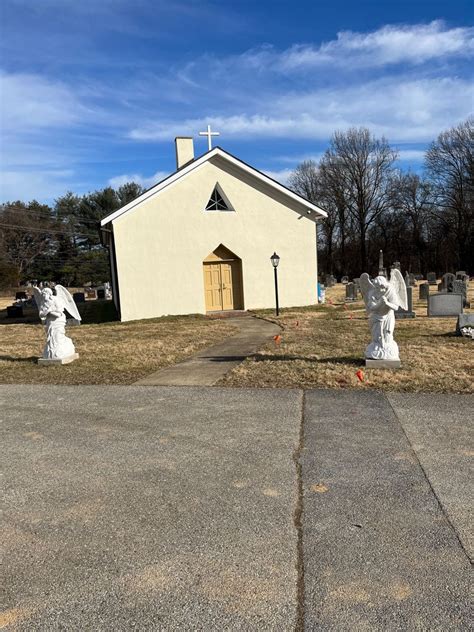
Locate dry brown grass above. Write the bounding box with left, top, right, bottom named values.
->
left=0, top=315, right=236, bottom=385
left=1, top=283, right=473, bottom=392
left=219, top=283, right=474, bottom=393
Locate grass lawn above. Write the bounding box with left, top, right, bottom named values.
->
left=0, top=302, right=236, bottom=384
left=1, top=283, right=473, bottom=392
left=219, top=283, right=474, bottom=393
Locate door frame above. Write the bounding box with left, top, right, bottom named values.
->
left=203, top=247, right=244, bottom=312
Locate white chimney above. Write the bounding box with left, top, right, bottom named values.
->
left=175, top=137, right=194, bottom=169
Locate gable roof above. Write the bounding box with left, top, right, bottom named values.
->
left=100, top=146, right=327, bottom=226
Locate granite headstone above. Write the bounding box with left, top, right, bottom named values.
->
left=419, top=283, right=429, bottom=301
left=427, top=272, right=437, bottom=285
left=396, top=285, right=415, bottom=319
left=428, top=293, right=463, bottom=317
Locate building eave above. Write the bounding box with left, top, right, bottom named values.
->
left=100, top=146, right=328, bottom=226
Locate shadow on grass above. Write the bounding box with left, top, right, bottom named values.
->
left=253, top=353, right=361, bottom=365
left=435, top=331, right=459, bottom=338
left=0, top=300, right=119, bottom=326
left=200, top=355, right=247, bottom=362
left=0, top=355, right=38, bottom=363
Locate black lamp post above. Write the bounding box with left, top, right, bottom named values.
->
left=270, top=252, right=280, bottom=316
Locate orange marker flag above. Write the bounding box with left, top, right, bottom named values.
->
left=273, top=334, right=282, bottom=345
left=343, top=304, right=348, bottom=310
left=356, top=369, right=364, bottom=382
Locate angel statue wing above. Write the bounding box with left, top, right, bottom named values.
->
left=55, top=285, right=82, bottom=322
left=389, top=268, right=408, bottom=311
left=358, top=273, right=374, bottom=307
left=32, top=286, right=47, bottom=322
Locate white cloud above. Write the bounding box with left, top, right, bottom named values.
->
left=0, top=71, right=89, bottom=130
left=262, top=168, right=294, bottom=185
left=0, top=169, right=75, bottom=202
left=266, top=21, right=474, bottom=70
left=396, top=149, right=427, bottom=162
left=108, top=170, right=170, bottom=189
left=129, top=77, right=473, bottom=144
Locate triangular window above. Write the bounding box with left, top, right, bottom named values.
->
left=205, top=184, right=233, bottom=211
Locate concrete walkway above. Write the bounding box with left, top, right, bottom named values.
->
left=1, top=385, right=472, bottom=630
left=134, top=315, right=280, bottom=386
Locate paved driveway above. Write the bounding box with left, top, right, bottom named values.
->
left=1, top=386, right=472, bottom=630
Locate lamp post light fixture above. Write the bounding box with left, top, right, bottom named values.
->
left=270, top=252, right=280, bottom=316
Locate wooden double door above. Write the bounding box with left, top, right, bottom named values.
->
left=203, top=256, right=243, bottom=312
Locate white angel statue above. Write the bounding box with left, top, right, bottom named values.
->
left=33, top=285, right=81, bottom=363
left=359, top=269, right=407, bottom=363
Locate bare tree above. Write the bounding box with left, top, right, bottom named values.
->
left=425, top=117, right=474, bottom=271
left=388, top=172, right=433, bottom=272
left=318, top=155, right=351, bottom=275
left=288, top=160, right=320, bottom=202
left=322, top=128, right=397, bottom=272
left=288, top=160, right=336, bottom=273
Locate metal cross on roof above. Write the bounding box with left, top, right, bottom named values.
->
left=199, top=124, right=220, bottom=151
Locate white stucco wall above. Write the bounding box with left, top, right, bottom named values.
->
left=112, top=156, right=319, bottom=321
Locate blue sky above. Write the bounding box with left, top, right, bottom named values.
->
left=0, top=0, right=473, bottom=203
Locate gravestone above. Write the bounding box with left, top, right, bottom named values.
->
left=419, top=283, right=429, bottom=301
left=391, top=261, right=401, bottom=271
left=427, top=272, right=437, bottom=285
left=414, top=273, right=424, bottom=281
left=73, top=292, right=85, bottom=303
left=452, top=280, right=469, bottom=307
left=456, top=314, right=474, bottom=337
left=456, top=271, right=466, bottom=279
left=396, top=286, right=415, bottom=319
left=404, top=272, right=415, bottom=287
left=15, top=291, right=28, bottom=300
left=438, top=282, right=444, bottom=292
left=97, top=288, right=106, bottom=299
left=428, top=293, right=463, bottom=317
left=441, top=273, right=456, bottom=292
left=345, top=282, right=357, bottom=301
left=341, top=276, right=349, bottom=285
left=456, top=314, right=474, bottom=340
left=85, top=289, right=97, bottom=300
left=7, top=305, right=23, bottom=318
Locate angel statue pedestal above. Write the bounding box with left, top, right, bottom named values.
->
left=359, top=270, right=407, bottom=370
left=38, top=353, right=79, bottom=366
left=33, top=286, right=81, bottom=366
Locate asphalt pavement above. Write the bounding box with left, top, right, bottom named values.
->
left=1, top=385, right=472, bottom=630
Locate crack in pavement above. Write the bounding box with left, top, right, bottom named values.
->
left=293, top=389, right=306, bottom=632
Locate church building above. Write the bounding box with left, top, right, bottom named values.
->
left=100, top=136, right=327, bottom=321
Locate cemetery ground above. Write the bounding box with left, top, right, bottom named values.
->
left=0, top=283, right=472, bottom=392
left=0, top=296, right=236, bottom=385
left=221, top=282, right=474, bottom=393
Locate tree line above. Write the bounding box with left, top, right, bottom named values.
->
left=289, top=118, right=473, bottom=278
left=0, top=183, right=143, bottom=289
left=0, top=118, right=472, bottom=290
